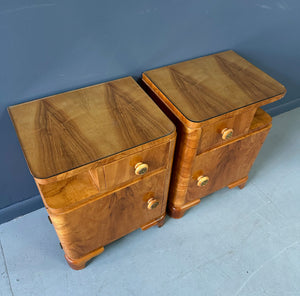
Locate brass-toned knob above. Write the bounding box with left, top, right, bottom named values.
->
left=197, top=175, right=209, bottom=187
left=147, top=198, right=159, bottom=210
left=221, top=128, right=233, bottom=140
left=135, top=162, right=149, bottom=175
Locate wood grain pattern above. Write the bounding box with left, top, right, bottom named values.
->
left=140, top=214, right=166, bottom=230
left=8, top=77, right=175, bottom=179
left=37, top=131, right=175, bottom=269
left=142, top=78, right=272, bottom=216
left=49, top=171, right=167, bottom=260
left=9, top=76, right=176, bottom=269
left=250, top=107, right=272, bottom=131
left=143, top=51, right=285, bottom=218
left=187, top=124, right=271, bottom=202
left=228, top=176, right=249, bottom=189
left=167, top=199, right=201, bottom=219
left=34, top=134, right=175, bottom=185
left=196, top=106, right=257, bottom=154
left=167, top=125, right=201, bottom=209
left=143, top=50, right=286, bottom=123
left=38, top=171, right=100, bottom=210
left=65, top=246, right=104, bottom=270
left=104, top=142, right=169, bottom=189
left=36, top=140, right=174, bottom=213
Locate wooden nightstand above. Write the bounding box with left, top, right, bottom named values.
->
left=8, top=77, right=176, bottom=269
left=142, top=50, right=286, bottom=218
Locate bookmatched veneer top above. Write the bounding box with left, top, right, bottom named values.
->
left=8, top=77, right=175, bottom=179
left=143, top=50, right=286, bottom=123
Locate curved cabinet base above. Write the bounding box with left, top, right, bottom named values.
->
left=141, top=214, right=166, bottom=230
left=167, top=199, right=201, bottom=219
left=228, top=176, right=249, bottom=190
left=65, top=246, right=105, bottom=270
left=64, top=214, right=167, bottom=270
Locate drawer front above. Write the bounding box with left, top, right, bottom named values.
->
left=187, top=125, right=271, bottom=202
left=104, top=142, right=170, bottom=189
left=50, top=171, right=166, bottom=259
left=197, top=108, right=256, bottom=154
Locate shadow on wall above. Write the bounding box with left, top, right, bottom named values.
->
left=0, top=109, right=38, bottom=209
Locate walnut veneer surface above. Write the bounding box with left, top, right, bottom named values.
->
left=142, top=50, right=286, bottom=218
left=9, top=77, right=174, bottom=180
left=8, top=77, right=176, bottom=269
left=143, top=50, right=286, bottom=125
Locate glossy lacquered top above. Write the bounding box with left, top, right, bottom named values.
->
left=8, top=77, right=175, bottom=179
left=143, top=50, right=286, bottom=123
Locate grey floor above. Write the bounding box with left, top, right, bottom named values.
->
left=1, top=108, right=299, bottom=296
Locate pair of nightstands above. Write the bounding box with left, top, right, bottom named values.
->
left=9, top=51, right=286, bottom=269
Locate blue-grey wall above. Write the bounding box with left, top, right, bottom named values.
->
left=1, top=0, right=299, bottom=223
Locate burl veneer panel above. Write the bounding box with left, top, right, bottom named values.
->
left=8, top=77, right=174, bottom=179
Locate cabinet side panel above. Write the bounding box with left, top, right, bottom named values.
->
left=168, top=125, right=201, bottom=208
left=161, top=135, right=176, bottom=210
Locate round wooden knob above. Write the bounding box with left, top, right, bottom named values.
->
left=134, top=162, right=149, bottom=175
left=147, top=198, right=159, bottom=210
left=197, top=175, right=209, bottom=187
left=221, top=128, right=233, bottom=140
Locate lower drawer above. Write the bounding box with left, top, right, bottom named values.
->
left=186, top=124, right=271, bottom=202
left=49, top=170, right=166, bottom=260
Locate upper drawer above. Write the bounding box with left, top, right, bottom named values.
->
left=197, top=107, right=256, bottom=154
left=104, top=142, right=170, bottom=189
